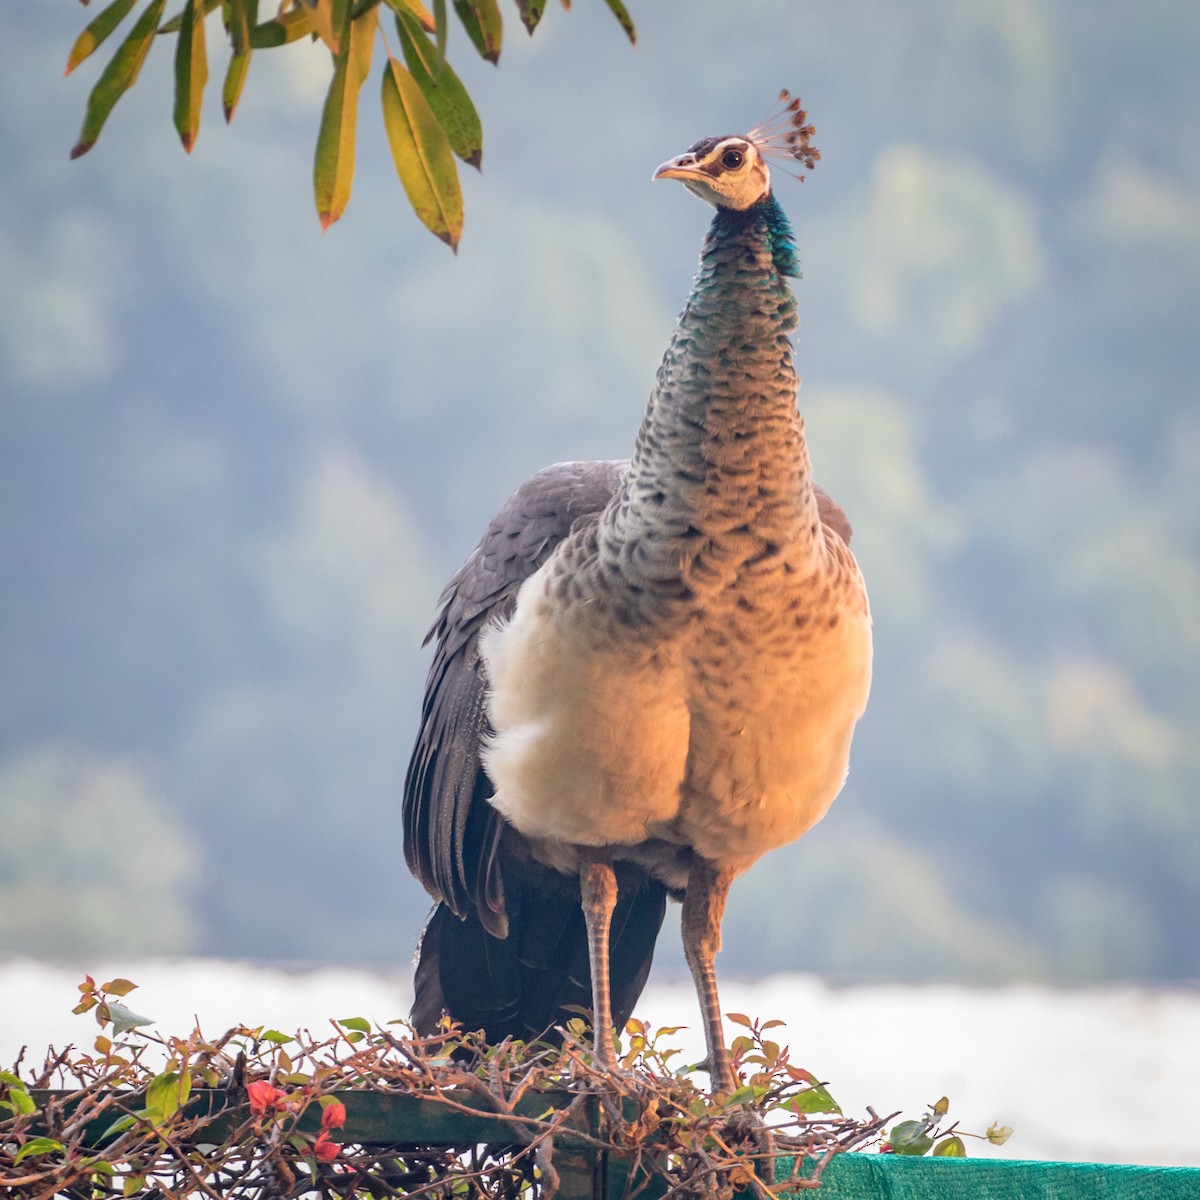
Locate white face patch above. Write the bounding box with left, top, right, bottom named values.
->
left=655, top=137, right=771, bottom=210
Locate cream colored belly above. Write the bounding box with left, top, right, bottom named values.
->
left=480, top=570, right=872, bottom=878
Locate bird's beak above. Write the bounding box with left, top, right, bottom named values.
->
left=653, top=155, right=704, bottom=183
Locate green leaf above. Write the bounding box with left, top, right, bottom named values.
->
left=394, top=8, right=482, bottom=166
left=71, top=0, right=168, bottom=158
left=933, top=1135, right=967, bottom=1157
left=0, top=1073, right=36, bottom=1116
left=223, top=0, right=255, bottom=118
left=260, top=1029, right=294, bottom=1044
left=451, top=0, right=501, bottom=63
left=107, top=1001, right=154, bottom=1037
left=144, top=1070, right=190, bottom=1123
left=601, top=0, right=635, bottom=44
left=312, top=7, right=377, bottom=229
left=14, top=1137, right=65, bottom=1165
left=890, top=1119, right=934, bottom=1156
left=337, top=1016, right=372, bottom=1033
left=66, top=0, right=140, bottom=74
left=790, top=1084, right=842, bottom=1115
left=250, top=5, right=314, bottom=47
left=173, top=0, right=208, bottom=151
left=380, top=56, right=463, bottom=247
left=513, top=0, right=544, bottom=35
left=932, top=1095, right=950, bottom=1118
left=433, top=0, right=446, bottom=59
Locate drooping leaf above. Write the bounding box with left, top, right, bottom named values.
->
left=173, top=0, right=208, bottom=151
left=932, top=1095, right=950, bottom=1118
left=933, top=1135, right=967, bottom=1157
left=432, top=0, right=446, bottom=59
left=337, top=1016, right=372, bottom=1033
left=224, top=0, right=255, bottom=114
left=601, top=0, right=634, bottom=43
left=380, top=56, right=463, bottom=248
left=65, top=0, right=139, bottom=74
left=250, top=5, right=314, bottom=47
left=451, top=0, right=501, bottom=63
left=71, top=0, right=168, bottom=158
left=312, top=6, right=377, bottom=228
left=394, top=8, right=481, bottom=166
left=513, top=0, right=544, bottom=35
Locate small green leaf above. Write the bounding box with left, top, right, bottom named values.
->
left=124, top=1174, right=147, bottom=1196
left=513, top=0, right=544, bottom=35
left=173, top=0, right=208, bottom=151
left=71, top=0, right=168, bottom=158
left=380, top=56, right=463, bottom=247
left=14, top=1137, right=66, bottom=1164
left=223, top=0, right=255, bottom=118
left=433, top=0, right=446, bottom=59
left=601, top=0, right=635, bottom=44
left=790, top=1083, right=842, bottom=1115
left=312, top=7, right=377, bottom=229
left=337, top=1016, right=372, bottom=1033
left=108, top=1001, right=154, bottom=1037
left=890, top=1119, right=934, bottom=1156
left=100, top=1114, right=138, bottom=1140
left=933, top=1135, right=966, bottom=1157
left=66, top=0, right=139, bottom=74
left=144, top=1069, right=191, bottom=1123
left=394, top=7, right=482, bottom=166
left=451, top=0, right=501, bottom=63
left=932, top=1095, right=950, bottom=1118
left=260, top=1029, right=294, bottom=1044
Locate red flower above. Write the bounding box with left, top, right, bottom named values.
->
left=313, top=1131, right=340, bottom=1162
left=320, top=1102, right=347, bottom=1131
left=247, top=1080, right=284, bottom=1118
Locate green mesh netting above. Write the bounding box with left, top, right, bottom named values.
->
left=781, top=1154, right=1200, bottom=1198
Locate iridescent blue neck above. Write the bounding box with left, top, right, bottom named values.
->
left=711, top=191, right=801, bottom=278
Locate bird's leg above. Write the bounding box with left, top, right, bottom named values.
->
left=579, top=848, right=619, bottom=1069
left=681, top=857, right=738, bottom=1094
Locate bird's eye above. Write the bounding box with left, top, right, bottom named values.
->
left=721, top=148, right=745, bottom=169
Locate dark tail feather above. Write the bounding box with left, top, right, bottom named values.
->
left=411, top=865, right=668, bottom=1045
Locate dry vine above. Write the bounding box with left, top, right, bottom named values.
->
left=1, top=977, right=1006, bottom=1200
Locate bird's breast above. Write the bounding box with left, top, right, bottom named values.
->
left=479, top=534, right=871, bottom=881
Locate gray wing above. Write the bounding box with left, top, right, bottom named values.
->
left=403, top=459, right=628, bottom=937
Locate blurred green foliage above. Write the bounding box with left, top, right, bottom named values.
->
left=0, top=2, right=1197, bottom=983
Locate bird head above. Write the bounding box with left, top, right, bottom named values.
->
left=653, top=90, right=820, bottom=210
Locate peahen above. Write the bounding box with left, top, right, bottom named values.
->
left=403, top=94, right=872, bottom=1092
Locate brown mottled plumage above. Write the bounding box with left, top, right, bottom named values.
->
left=404, top=99, right=870, bottom=1090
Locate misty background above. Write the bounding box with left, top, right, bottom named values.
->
left=2, top=2, right=1198, bottom=987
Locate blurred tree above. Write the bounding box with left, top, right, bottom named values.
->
left=0, top=744, right=201, bottom=955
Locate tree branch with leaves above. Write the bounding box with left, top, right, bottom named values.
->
left=65, top=0, right=638, bottom=245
